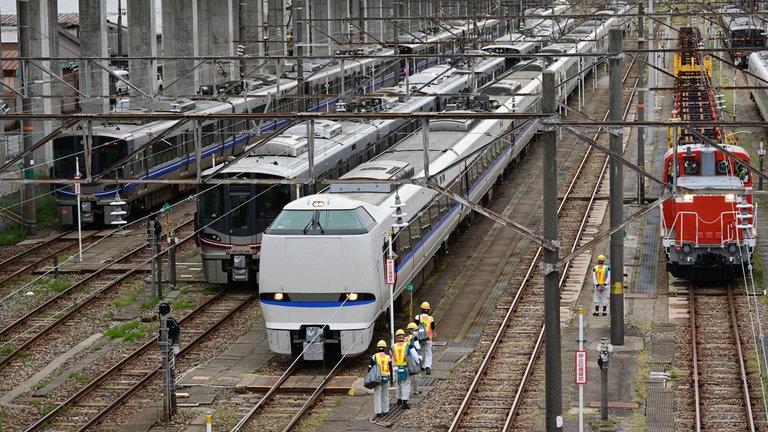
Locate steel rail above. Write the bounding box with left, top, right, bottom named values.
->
left=0, top=219, right=194, bottom=368
left=447, top=42, right=641, bottom=431
left=21, top=293, right=253, bottom=432
left=0, top=229, right=82, bottom=289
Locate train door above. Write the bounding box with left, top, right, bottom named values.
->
left=227, top=190, right=253, bottom=242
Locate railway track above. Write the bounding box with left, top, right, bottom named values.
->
left=24, top=292, right=255, bottom=431
left=0, top=229, right=87, bottom=295
left=690, top=287, right=755, bottom=431
left=0, top=218, right=195, bottom=364
left=446, top=47, right=642, bottom=431
left=0, top=217, right=200, bottom=427
left=229, top=360, right=348, bottom=432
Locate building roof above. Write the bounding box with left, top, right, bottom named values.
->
left=1, top=13, right=80, bottom=28
left=1, top=49, right=19, bottom=71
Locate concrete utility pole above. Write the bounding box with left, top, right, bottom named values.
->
left=609, top=27, right=624, bottom=345
left=295, top=0, right=305, bottom=112
left=542, top=70, right=563, bottom=432
left=19, top=0, right=36, bottom=235
left=636, top=4, right=646, bottom=204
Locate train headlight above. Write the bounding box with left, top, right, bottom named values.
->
left=728, top=243, right=738, bottom=254
left=347, top=293, right=358, bottom=301
left=725, top=194, right=736, bottom=202
left=273, top=293, right=284, bottom=301
left=682, top=194, right=694, bottom=203
left=682, top=244, right=691, bottom=254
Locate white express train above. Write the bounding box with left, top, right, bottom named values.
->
left=257, top=58, right=581, bottom=360
left=747, top=51, right=768, bottom=120
left=195, top=58, right=509, bottom=284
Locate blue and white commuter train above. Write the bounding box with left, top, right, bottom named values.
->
left=719, top=4, right=767, bottom=67
left=53, top=17, right=503, bottom=227
left=196, top=58, right=508, bottom=284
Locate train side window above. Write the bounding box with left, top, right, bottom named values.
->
left=201, top=123, right=216, bottom=148
left=198, top=185, right=224, bottom=220
left=736, top=164, right=749, bottom=181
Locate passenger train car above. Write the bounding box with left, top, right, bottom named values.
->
left=662, top=27, right=755, bottom=282
left=53, top=18, right=504, bottom=227
left=747, top=50, right=768, bottom=120
left=718, top=4, right=767, bottom=67
left=52, top=78, right=296, bottom=225
left=195, top=58, right=508, bottom=284
left=257, top=57, right=586, bottom=360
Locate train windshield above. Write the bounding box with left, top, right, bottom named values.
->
left=267, top=207, right=374, bottom=235
left=198, top=184, right=291, bottom=235
left=52, top=135, right=128, bottom=179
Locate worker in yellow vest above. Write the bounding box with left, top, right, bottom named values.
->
left=369, top=340, right=392, bottom=418
left=405, top=322, right=422, bottom=395
left=392, top=329, right=419, bottom=409
left=414, top=301, right=435, bottom=375
left=592, top=255, right=611, bottom=316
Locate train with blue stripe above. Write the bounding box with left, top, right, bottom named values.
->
left=195, top=57, right=509, bottom=284
left=52, top=18, right=505, bottom=227
left=257, top=6, right=632, bottom=361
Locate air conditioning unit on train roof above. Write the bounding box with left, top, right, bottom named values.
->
left=150, top=98, right=196, bottom=113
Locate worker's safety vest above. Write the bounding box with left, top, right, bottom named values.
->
left=420, top=313, right=434, bottom=339
left=375, top=352, right=391, bottom=376
left=392, top=341, right=408, bottom=366
left=594, top=265, right=608, bottom=285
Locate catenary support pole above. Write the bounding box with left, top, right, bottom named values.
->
left=609, top=28, right=625, bottom=345
left=19, top=0, right=36, bottom=235
left=637, top=4, right=646, bottom=204
left=542, top=69, right=563, bottom=431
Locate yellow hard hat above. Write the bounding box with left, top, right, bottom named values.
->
left=420, top=301, right=430, bottom=310
left=407, top=322, right=418, bottom=330
left=377, top=340, right=387, bottom=348
left=597, top=255, right=605, bottom=263
left=395, top=329, right=406, bottom=337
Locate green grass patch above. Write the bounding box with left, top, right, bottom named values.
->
left=105, top=320, right=146, bottom=341
left=171, top=298, right=196, bottom=310
left=68, top=372, right=91, bottom=384
left=202, top=286, right=222, bottom=296
left=32, top=277, right=71, bottom=294
left=0, top=225, right=24, bottom=245
left=112, top=288, right=141, bottom=308
left=0, top=346, right=12, bottom=354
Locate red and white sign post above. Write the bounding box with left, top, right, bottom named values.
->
left=575, top=350, right=587, bottom=384
left=74, top=157, right=83, bottom=262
